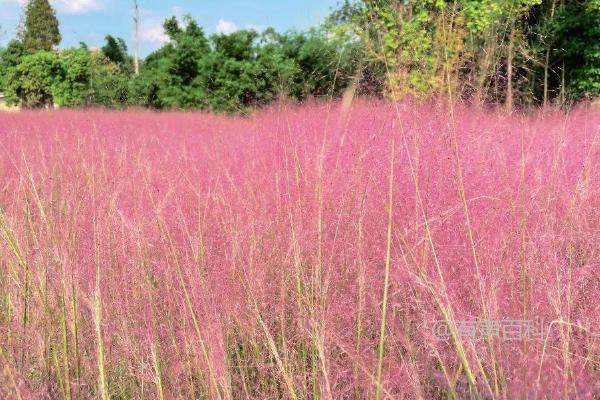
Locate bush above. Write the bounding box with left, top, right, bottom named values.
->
left=5, top=51, right=64, bottom=108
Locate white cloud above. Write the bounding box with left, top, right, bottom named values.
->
left=170, top=6, right=185, bottom=19
left=215, top=18, right=238, bottom=35
left=0, top=0, right=25, bottom=4
left=140, top=24, right=168, bottom=45
left=54, top=0, right=102, bottom=14
left=0, top=0, right=102, bottom=14
left=137, top=6, right=190, bottom=46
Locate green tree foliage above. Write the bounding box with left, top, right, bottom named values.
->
left=326, top=0, right=447, bottom=99
left=20, top=0, right=61, bottom=52
left=3, top=44, right=130, bottom=109
left=53, top=46, right=92, bottom=106
left=5, top=51, right=64, bottom=107
left=197, top=29, right=293, bottom=112
left=324, top=4, right=387, bottom=97
left=89, top=53, right=131, bottom=108
left=325, top=0, right=598, bottom=107
left=101, top=35, right=132, bottom=73
left=2, top=1, right=596, bottom=111
left=271, top=30, right=355, bottom=100
left=0, top=40, right=26, bottom=91
left=138, top=16, right=210, bottom=108
left=164, top=16, right=209, bottom=86
left=547, top=0, right=600, bottom=100
left=134, top=15, right=354, bottom=113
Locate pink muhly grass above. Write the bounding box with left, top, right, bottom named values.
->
left=0, top=101, right=598, bottom=399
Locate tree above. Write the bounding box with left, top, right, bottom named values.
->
left=20, top=0, right=61, bottom=52
left=195, top=30, right=289, bottom=112
left=101, top=35, right=132, bottom=72
left=0, top=40, right=25, bottom=91
left=165, top=16, right=210, bottom=85
left=548, top=0, right=600, bottom=101
left=325, top=0, right=448, bottom=100
left=85, top=46, right=132, bottom=108
left=129, top=71, right=162, bottom=108
left=325, top=0, right=559, bottom=107
left=90, top=66, right=131, bottom=108
left=138, top=15, right=210, bottom=109
left=5, top=51, right=64, bottom=108
left=4, top=44, right=98, bottom=108
left=131, top=13, right=358, bottom=112
left=279, top=30, right=354, bottom=100
left=54, top=46, right=93, bottom=107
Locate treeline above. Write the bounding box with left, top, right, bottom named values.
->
left=0, top=26, right=357, bottom=113
left=0, top=0, right=598, bottom=112
left=0, top=0, right=359, bottom=113
left=328, top=0, right=599, bottom=108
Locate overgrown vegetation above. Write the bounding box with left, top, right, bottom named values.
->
left=0, top=0, right=598, bottom=111
left=328, top=0, right=600, bottom=107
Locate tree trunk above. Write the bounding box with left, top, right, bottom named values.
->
left=560, top=59, right=565, bottom=105
left=506, top=24, right=515, bottom=111
left=543, top=0, right=557, bottom=107
left=474, top=32, right=496, bottom=107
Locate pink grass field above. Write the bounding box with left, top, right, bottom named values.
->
left=0, top=101, right=598, bottom=399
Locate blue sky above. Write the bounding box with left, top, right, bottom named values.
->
left=0, top=0, right=340, bottom=56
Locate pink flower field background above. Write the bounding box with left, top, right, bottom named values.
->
left=0, top=101, right=598, bottom=399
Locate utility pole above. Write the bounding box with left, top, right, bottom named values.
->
left=133, top=0, right=140, bottom=75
